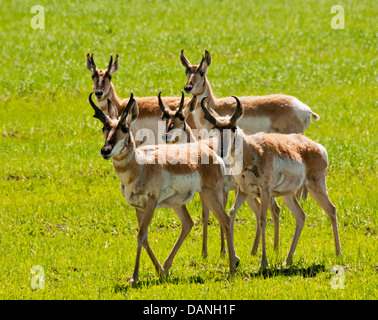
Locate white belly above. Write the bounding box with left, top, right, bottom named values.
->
left=271, top=157, right=306, bottom=196
left=156, top=171, right=202, bottom=208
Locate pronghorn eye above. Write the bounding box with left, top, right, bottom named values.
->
left=199, top=71, right=205, bottom=77
left=121, top=126, right=129, bottom=133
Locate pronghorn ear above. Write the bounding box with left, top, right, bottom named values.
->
left=107, top=99, right=118, bottom=120
left=198, top=54, right=210, bottom=76
left=108, top=54, right=119, bottom=76
left=184, top=95, right=197, bottom=118
left=204, top=50, right=212, bottom=67
left=86, top=53, right=96, bottom=73
left=180, top=49, right=192, bottom=69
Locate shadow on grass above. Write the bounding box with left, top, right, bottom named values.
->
left=112, top=263, right=326, bottom=292
left=113, top=275, right=206, bottom=292
left=244, top=263, right=326, bottom=279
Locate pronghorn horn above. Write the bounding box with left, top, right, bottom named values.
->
left=107, top=54, right=113, bottom=72
left=158, top=91, right=168, bottom=114
left=90, top=53, right=96, bottom=70
left=200, top=97, right=218, bottom=126
left=89, top=91, right=107, bottom=124
left=229, top=96, right=244, bottom=126
left=178, top=90, right=185, bottom=113
left=120, top=91, right=135, bottom=124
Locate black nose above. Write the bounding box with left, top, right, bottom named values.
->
left=184, top=85, right=193, bottom=93
left=101, top=144, right=112, bottom=155
left=95, top=91, right=103, bottom=98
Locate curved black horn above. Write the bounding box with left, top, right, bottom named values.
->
left=90, top=53, right=96, bottom=70
left=200, top=97, right=218, bottom=126
left=229, top=96, right=244, bottom=125
left=158, top=91, right=168, bottom=113
left=120, top=91, right=135, bottom=124
left=107, top=54, right=113, bottom=72
left=178, top=90, right=185, bottom=113
left=89, top=91, right=107, bottom=124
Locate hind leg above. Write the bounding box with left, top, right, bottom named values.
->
left=281, top=194, right=306, bottom=266
left=306, top=178, right=341, bottom=256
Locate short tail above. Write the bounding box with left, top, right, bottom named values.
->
left=310, top=110, right=320, bottom=121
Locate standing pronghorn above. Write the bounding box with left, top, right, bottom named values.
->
left=201, top=96, right=341, bottom=268
left=179, top=50, right=319, bottom=133
left=88, top=91, right=239, bottom=283
left=86, top=53, right=195, bottom=143
left=180, top=49, right=320, bottom=199
left=158, top=92, right=280, bottom=258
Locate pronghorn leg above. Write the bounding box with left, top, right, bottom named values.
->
left=270, top=198, right=280, bottom=251
left=306, top=179, right=341, bottom=256
left=246, top=197, right=280, bottom=255
left=281, top=194, right=306, bottom=266
left=219, top=189, right=229, bottom=256
left=201, top=188, right=239, bottom=275
left=296, top=184, right=309, bottom=200
left=135, top=208, right=164, bottom=278
left=163, top=205, right=194, bottom=274
left=229, top=188, right=248, bottom=245
left=130, top=198, right=157, bottom=283
left=259, top=188, right=271, bottom=269
left=246, top=197, right=261, bottom=255
left=199, top=194, right=210, bottom=258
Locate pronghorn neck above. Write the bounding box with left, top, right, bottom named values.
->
left=195, top=77, right=217, bottom=109
left=184, top=123, right=197, bottom=143
left=96, top=82, right=124, bottom=114
left=193, top=77, right=217, bottom=129
left=112, top=135, right=138, bottom=176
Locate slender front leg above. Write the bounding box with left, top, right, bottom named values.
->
left=163, top=205, right=194, bottom=274
left=219, top=189, right=229, bottom=256
left=259, top=188, right=271, bottom=269
left=229, top=187, right=248, bottom=244
left=135, top=208, right=164, bottom=278
left=246, top=197, right=261, bottom=255
left=199, top=194, right=210, bottom=258
left=201, top=188, right=239, bottom=276
left=130, top=198, right=157, bottom=283
left=269, top=198, right=280, bottom=251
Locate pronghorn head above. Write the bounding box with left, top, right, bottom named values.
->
left=180, top=49, right=212, bottom=94
left=158, top=91, right=197, bottom=143
left=89, top=91, right=138, bottom=159
left=86, top=53, right=119, bottom=100
left=200, top=96, right=244, bottom=157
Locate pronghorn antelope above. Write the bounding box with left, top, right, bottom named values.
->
left=158, top=92, right=280, bottom=258
left=88, top=91, right=239, bottom=282
left=179, top=49, right=320, bottom=133
left=201, top=96, right=342, bottom=269
left=180, top=49, right=319, bottom=199
left=86, top=53, right=195, bottom=144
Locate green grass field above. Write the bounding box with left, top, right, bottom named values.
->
left=0, top=0, right=377, bottom=299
